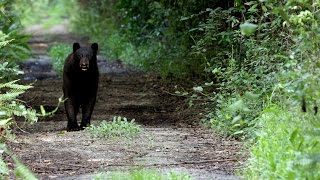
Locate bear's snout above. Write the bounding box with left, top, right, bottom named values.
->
left=80, top=58, right=90, bottom=71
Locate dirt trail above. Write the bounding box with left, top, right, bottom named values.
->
left=9, top=24, right=244, bottom=179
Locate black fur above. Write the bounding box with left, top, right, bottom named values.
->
left=63, top=43, right=99, bottom=131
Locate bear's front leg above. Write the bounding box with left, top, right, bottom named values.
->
left=80, top=96, right=96, bottom=129
left=65, top=98, right=80, bottom=131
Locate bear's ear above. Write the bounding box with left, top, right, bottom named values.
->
left=91, top=43, right=98, bottom=52
left=73, top=43, right=80, bottom=53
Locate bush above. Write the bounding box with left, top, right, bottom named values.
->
left=183, top=1, right=288, bottom=138
left=71, top=0, right=234, bottom=79
left=0, top=0, right=31, bottom=63
left=242, top=0, right=320, bottom=178
left=244, top=105, right=320, bottom=179
left=0, top=49, right=38, bottom=179
left=0, top=37, right=37, bottom=178
left=0, top=1, right=55, bottom=178
left=48, top=43, right=71, bottom=76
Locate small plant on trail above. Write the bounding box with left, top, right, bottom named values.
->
left=48, top=43, right=71, bottom=76
left=86, top=116, right=141, bottom=139
left=93, top=168, right=191, bottom=180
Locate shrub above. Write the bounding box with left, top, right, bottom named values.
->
left=48, top=43, right=70, bottom=76
left=243, top=105, right=320, bottom=179
left=185, top=1, right=289, bottom=138
left=0, top=0, right=31, bottom=63
left=243, top=0, right=320, bottom=178
left=71, top=0, right=233, bottom=79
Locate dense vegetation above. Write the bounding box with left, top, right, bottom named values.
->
left=2, top=0, right=320, bottom=178
left=71, top=0, right=320, bottom=178
left=0, top=0, right=39, bottom=178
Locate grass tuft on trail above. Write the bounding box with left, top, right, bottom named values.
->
left=93, top=169, right=191, bottom=180
left=86, top=116, right=141, bottom=139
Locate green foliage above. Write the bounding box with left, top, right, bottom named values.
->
left=0, top=144, right=37, bottom=179
left=183, top=1, right=288, bottom=138
left=0, top=0, right=31, bottom=63
left=93, top=169, right=191, bottom=180
left=0, top=80, right=37, bottom=123
left=0, top=79, right=38, bottom=148
left=71, top=0, right=290, bottom=139
left=0, top=144, right=8, bottom=176
left=12, top=0, right=319, bottom=177
left=71, top=0, right=230, bottom=78
left=13, top=156, right=37, bottom=180
left=240, top=23, right=258, bottom=36
left=241, top=0, right=320, bottom=178
left=48, top=44, right=71, bottom=76
left=0, top=2, right=53, bottom=178
left=0, top=1, right=37, bottom=143
left=13, top=0, right=76, bottom=27
left=243, top=105, right=320, bottom=179
left=86, top=116, right=141, bottom=139
left=0, top=62, right=23, bottom=81
left=205, top=92, right=262, bottom=139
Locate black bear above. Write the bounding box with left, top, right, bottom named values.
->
left=63, top=42, right=99, bottom=131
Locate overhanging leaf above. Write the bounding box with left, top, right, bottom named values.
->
left=240, top=23, right=258, bottom=36
left=193, top=86, right=203, bottom=92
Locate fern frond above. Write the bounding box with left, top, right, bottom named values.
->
left=0, top=39, right=13, bottom=49
left=24, top=108, right=38, bottom=123
left=13, top=156, right=37, bottom=180
left=0, top=80, right=33, bottom=90
left=0, top=91, right=24, bottom=102
left=0, top=156, right=9, bottom=175
left=0, top=102, right=38, bottom=122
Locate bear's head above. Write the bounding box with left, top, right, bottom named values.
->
left=73, top=42, right=98, bottom=71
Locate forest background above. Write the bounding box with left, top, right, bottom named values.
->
left=1, top=0, right=320, bottom=179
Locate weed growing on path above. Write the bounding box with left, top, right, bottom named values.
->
left=93, top=169, right=191, bottom=180
left=86, top=116, right=141, bottom=139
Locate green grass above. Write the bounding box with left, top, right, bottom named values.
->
left=243, top=105, right=320, bottom=179
left=86, top=116, right=141, bottom=139
left=48, top=43, right=71, bottom=76
left=93, top=169, right=191, bottom=180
